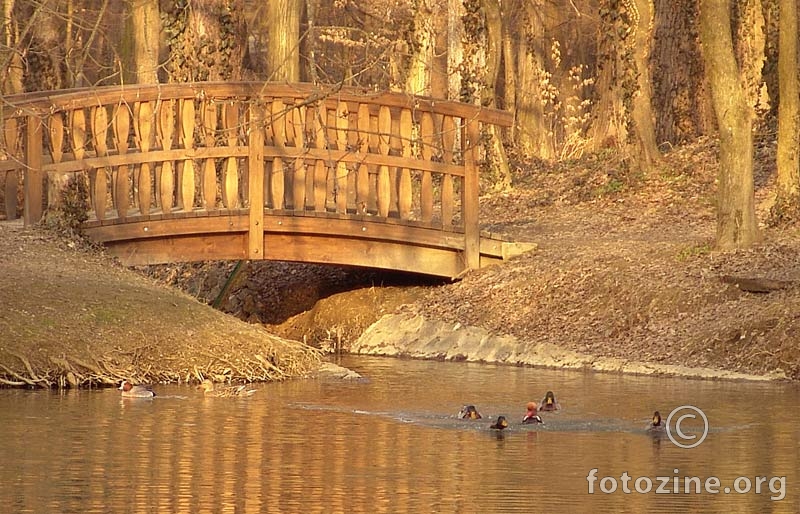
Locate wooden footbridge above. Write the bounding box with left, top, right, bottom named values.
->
left=0, top=82, right=531, bottom=277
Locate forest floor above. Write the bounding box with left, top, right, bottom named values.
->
left=2, top=135, right=800, bottom=386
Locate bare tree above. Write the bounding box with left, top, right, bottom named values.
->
left=772, top=0, right=800, bottom=222
left=699, top=0, right=759, bottom=249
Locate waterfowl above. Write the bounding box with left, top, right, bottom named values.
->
left=118, top=380, right=156, bottom=398
left=490, top=416, right=509, bottom=430
left=539, top=391, right=561, bottom=412
left=197, top=378, right=256, bottom=398
left=648, top=411, right=665, bottom=432
left=522, top=401, right=544, bottom=424
left=459, top=405, right=482, bottom=420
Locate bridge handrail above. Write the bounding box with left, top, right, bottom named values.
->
left=1, top=82, right=512, bottom=270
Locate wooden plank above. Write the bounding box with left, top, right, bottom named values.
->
left=84, top=214, right=249, bottom=241
left=136, top=101, right=153, bottom=215
left=247, top=104, right=265, bottom=259
left=356, top=103, right=370, bottom=211
left=179, top=98, right=195, bottom=212
left=2, top=83, right=514, bottom=127
left=3, top=119, right=18, bottom=220
left=291, top=102, right=306, bottom=211
left=223, top=102, right=240, bottom=209
left=419, top=111, right=434, bottom=222
left=270, top=99, right=285, bottom=209
left=440, top=115, right=456, bottom=227
left=398, top=108, right=412, bottom=220
left=90, top=106, right=109, bottom=220
left=24, top=115, right=43, bottom=224
left=104, top=233, right=248, bottom=266
left=202, top=101, right=217, bottom=210
left=113, top=104, right=131, bottom=220
left=263, top=233, right=463, bottom=277
left=312, top=103, right=327, bottom=211
left=335, top=100, right=348, bottom=213
left=157, top=100, right=175, bottom=214
left=377, top=105, right=391, bottom=217
left=463, top=118, right=480, bottom=270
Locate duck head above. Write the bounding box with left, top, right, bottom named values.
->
left=459, top=405, right=482, bottom=420
left=490, top=416, right=509, bottom=430
left=652, top=411, right=662, bottom=427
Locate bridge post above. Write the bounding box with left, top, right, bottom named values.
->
left=247, top=103, right=265, bottom=259
left=463, top=118, right=481, bottom=271
left=23, top=115, right=43, bottom=225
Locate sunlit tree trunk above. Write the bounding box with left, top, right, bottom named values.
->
left=266, top=0, right=301, bottom=81
left=514, top=0, right=552, bottom=159
left=699, top=0, right=759, bottom=250
left=128, top=0, right=160, bottom=84
left=1, top=0, right=23, bottom=94
left=629, top=0, right=660, bottom=169
left=772, top=0, right=799, bottom=220
left=405, top=0, right=435, bottom=95
left=446, top=0, right=464, bottom=101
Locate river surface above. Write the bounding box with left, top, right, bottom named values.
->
left=0, top=356, right=797, bottom=513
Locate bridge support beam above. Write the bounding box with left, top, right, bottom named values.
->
left=247, top=104, right=265, bottom=259
left=463, top=119, right=481, bottom=271
left=24, top=115, right=43, bottom=225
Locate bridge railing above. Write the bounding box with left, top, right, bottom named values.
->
left=0, top=82, right=512, bottom=268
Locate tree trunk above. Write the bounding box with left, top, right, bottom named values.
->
left=266, top=0, right=301, bottom=82
left=163, top=0, right=248, bottom=82
left=699, top=0, right=759, bottom=250
left=1, top=0, right=23, bottom=94
left=404, top=0, right=435, bottom=95
left=129, top=0, right=160, bottom=84
left=446, top=0, right=464, bottom=101
left=773, top=0, right=800, bottom=220
left=628, top=0, right=660, bottom=169
left=514, top=0, right=553, bottom=159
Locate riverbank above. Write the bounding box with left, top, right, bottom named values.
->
left=0, top=221, right=322, bottom=387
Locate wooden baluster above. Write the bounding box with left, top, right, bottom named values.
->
left=69, top=108, right=88, bottom=218
left=223, top=102, right=239, bottom=209
left=368, top=110, right=379, bottom=213
left=157, top=100, right=175, bottom=213
left=136, top=102, right=154, bottom=215
left=112, top=105, right=131, bottom=219
left=202, top=101, right=217, bottom=210
left=47, top=113, right=65, bottom=211
left=312, top=103, right=327, bottom=211
left=377, top=105, right=391, bottom=218
left=90, top=107, right=109, bottom=220
left=270, top=99, right=285, bottom=209
left=347, top=105, right=359, bottom=208
left=440, top=115, right=456, bottom=227
left=419, top=111, right=435, bottom=222
left=398, top=108, right=412, bottom=220
left=179, top=98, right=195, bottom=211
left=3, top=119, right=18, bottom=220
left=291, top=102, right=306, bottom=211
left=356, top=103, right=370, bottom=214
left=463, top=118, right=481, bottom=270
left=335, top=100, right=348, bottom=213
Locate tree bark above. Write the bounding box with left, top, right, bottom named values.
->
left=129, top=0, right=160, bottom=84
left=628, top=0, right=660, bottom=169
left=774, top=0, right=800, bottom=217
left=699, top=0, right=759, bottom=250
left=266, top=0, right=301, bottom=82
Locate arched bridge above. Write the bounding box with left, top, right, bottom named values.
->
left=0, top=82, right=532, bottom=277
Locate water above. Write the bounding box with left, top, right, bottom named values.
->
left=0, top=356, right=797, bottom=513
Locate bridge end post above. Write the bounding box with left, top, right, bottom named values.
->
left=247, top=102, right=265, bottom=259
left=23, top=115, right=43, bottom=226
left=462, top=118, right=481, bottom=271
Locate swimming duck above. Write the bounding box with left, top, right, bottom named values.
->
left=648, top=411, right=665, bottom=432
left=197, top=378, right=256, bottom=398
left=490, top=416, right=509, bottom=430
left=118, top=380, right=156, bottom=398
left=459, top=405, right=482, bottom=420
left=522, top=401, right=544, bottom=424
left=539, top=390, right=561, bottom=412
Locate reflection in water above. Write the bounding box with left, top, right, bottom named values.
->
left=0, top=356, right=797, bottom=513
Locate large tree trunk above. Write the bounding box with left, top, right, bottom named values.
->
left=514, top=0, right=552, bottom=160
left=128, top=0, right=160, bottom=84
left=651, top=0, right=715, bottom=144
left=628, top=0, right=660, bottom=169
left=772, top=0, right=800, bottom=221
left=266, top=0, right=301, bottom=82
left=699, top=0, right=759, bottom=250
left=163, top=0, right=248, bottom=82
left=404, top=0, right=435, bottom=95
left=1, top=0, right=23, bottom=94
